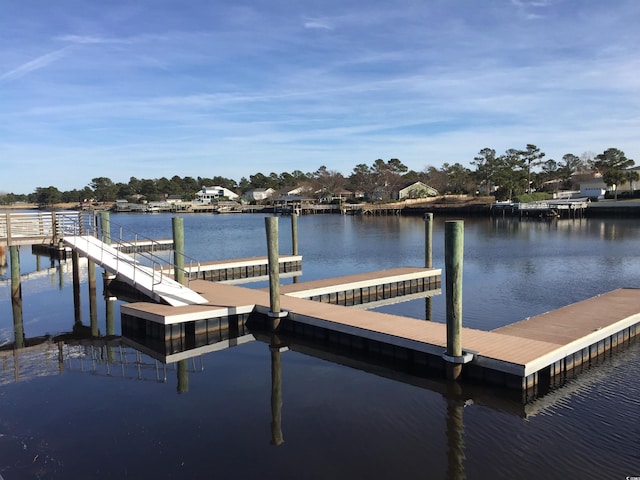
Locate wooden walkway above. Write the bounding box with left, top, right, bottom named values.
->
left=120, top=278, right=639, bottom=390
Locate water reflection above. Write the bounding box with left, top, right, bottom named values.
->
left=0, top=245, right=6, bottom=277
left=270, top=336, right=285, bottom=446
left=2, top=214, right=639, bottom=478
left=1, top=286, right=637, bottom=479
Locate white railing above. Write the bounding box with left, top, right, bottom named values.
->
left=0, top=211, right=83, bottom=246
left=57, top=213, right=201, bottom=291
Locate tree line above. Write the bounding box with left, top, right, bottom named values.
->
left=0, top=146, right=635, bottom=206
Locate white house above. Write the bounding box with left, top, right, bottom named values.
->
left=579, top=180, right=608, bottom=199
left=194, top=186, right=239, bottom=204
left=246, top=188, right=275, bottom=202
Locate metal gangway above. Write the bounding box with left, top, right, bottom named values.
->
left=59, top=213, right=208, bottom=307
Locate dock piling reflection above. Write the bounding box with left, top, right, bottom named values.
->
left=270, top=336, right=285, bottom=446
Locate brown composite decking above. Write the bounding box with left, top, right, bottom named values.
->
left=121, top=278, right=640, bottom=379
left=188, top=255, right=301, bottom=270
left=494, top=288, right=640, bottom=343
left=279, top=267, right=440, bottom=296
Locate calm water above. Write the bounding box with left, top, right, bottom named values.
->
left=0, top=213, right=638, bottom=479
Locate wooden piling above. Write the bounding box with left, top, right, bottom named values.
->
left=445, top=220, right=464, bottom=380
left=291, top=213, right=299, bottom=256
left=88, top=261, right=99, bottom=337
left=100, top=212, right=111, bottom=245
left=172, top=217, right=185, bottom=285
left=265, top=217, right=281, bottom=317
left=424, top=213, right=433, bottom=268
left=10, top=246, right=24, bottom=349
left=72, top=250, right=82, bottom=326
left=105, top=293, right=116, bottom=362
left=424, top=213, right=434, bottom=321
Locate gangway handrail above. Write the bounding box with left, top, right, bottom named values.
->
left=57, top=213, right=201, bottom=292
left=109, top=219, right=202, bottom=286
left=110, top=221, right=202, bottom=285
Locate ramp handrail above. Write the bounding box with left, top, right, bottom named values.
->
left=58, top=213, right=201, bottom=291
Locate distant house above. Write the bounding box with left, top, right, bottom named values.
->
left=194, top=186, right=239, bottom=204
left=579, top=169, right=640, bottom=198
left=246, top=188, right=276, bottom=202
left=279, top=185, right=308, bottom=196
left=166, top=195, right=184, bottom=204
left=398, top=181, right=439, bottom=200
left=579, top=179, right=607, bottom=199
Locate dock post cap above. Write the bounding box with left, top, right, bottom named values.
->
left=442, top=351, right=475, bottom=364
left=267, top=310, right=289, bottom=319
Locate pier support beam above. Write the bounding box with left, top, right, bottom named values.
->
left=444, top=221, right=464, bottom=380
left=172, top=217, right=185, bottom=285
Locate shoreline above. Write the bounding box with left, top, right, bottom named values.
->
left=3, top=199, right=640, bottom=218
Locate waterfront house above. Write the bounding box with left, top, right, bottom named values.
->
left=246, top=188, right=275, bottom=202
left=398, top=181, right=439, bottom=200
left=194, top=186, right=239, bottom=204
left=166, top=195, right=184, bottom=204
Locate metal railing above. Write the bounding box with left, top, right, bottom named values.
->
left=0, top=211, right=83, bottom=246
left=57, top=212, right=201, bottom=292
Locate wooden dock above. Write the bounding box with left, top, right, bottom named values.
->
left=180, top=255, right=302, bottom=282
left=120, top=278, right=639, bottom=394
left=279, top=267, right=440, bottom=306
left=492, top=199, right=589, bottom=219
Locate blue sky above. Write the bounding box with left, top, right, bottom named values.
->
left=1, top=0, right=639, bottom=194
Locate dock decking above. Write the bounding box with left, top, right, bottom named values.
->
left=120, top=270, right=639, bottom=392
left=181, top=255, right=302, bottom=282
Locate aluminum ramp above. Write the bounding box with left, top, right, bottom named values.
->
left=63, top=235, right=208, bottom=307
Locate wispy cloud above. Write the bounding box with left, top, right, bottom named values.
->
left=55, top=34, right=132, bottom=45
left=0, top=47, right=70, bottom=82
left=1, top=0, right=638, bottom=193
left=303, top=18, right=334, bottom=30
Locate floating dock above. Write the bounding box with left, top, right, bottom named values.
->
left=278, top=267, right=441, bottom=306
left=181, top=255, right=302, bottom=282
left=121, top=277, right=639, bottom=395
